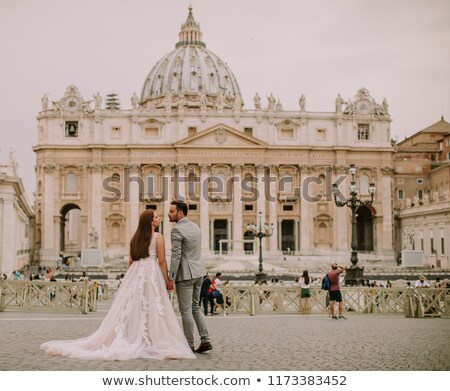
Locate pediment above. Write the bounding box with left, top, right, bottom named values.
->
left=175, top=124, right=268, bottom=147
left=274, top=119, right=301, bottom=128
left=139, top=118, right=165, bottom=127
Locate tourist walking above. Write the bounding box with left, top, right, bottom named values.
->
left=328, top=263, right=346, bottom=320
left=299, top=270, right=311, bottom=316
left=200, top=274, right=214, bottom=316
left=40, top=210, right=195, bottom=360
left=168, top=201, right=212, bottom=353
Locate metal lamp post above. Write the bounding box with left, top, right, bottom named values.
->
left=332, top=164, right=376, bottom=286
left=246, top=211, right=274, bottom=284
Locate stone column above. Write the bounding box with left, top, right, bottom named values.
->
left=300, top=165, right=313, bottom=254
left=163, top=164, right=173, bottom=241
left=380, top=166, right=394, bottom=258
left=0, top=195, right=15, bottom=274
left=175, top=163, right=187, bottom=202
left=256, top=164, right=266, bottom=225
left=232, top=164, right=243, bottom=254
left=333, top=165, right=349, bottom=254
left=269, top=165, right=278, bottom=253
left=210, top=220, right=215, bottom=253
left=89, top=163, right=104, bottom=248
left=200, top=164, right=210, bottom=254
left=42, top=164, right=57, bottom=263
left=127, top=164, right=141, bottom=242
left=227, top=218, right=232, bottom=253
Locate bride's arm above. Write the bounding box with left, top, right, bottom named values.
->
left=156, top=234, right=170, bottom=285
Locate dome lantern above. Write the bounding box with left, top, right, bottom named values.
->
left=176, top=5, right=205, bottom=48
left=140, top=6, right=243, bottom=109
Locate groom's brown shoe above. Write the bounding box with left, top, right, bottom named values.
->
left=195, top=342, right=212, bottom=353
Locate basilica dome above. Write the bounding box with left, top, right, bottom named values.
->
left=140, top=6, right=243, bottom=109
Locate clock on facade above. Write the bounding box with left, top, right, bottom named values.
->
left=356, top=100, right=371, bottom=115
left=65, top=98, right=79, bottom=111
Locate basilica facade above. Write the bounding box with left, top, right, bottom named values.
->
left=34, top=8, right=395, bottom=268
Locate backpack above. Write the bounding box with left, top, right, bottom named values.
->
left=321, top=273, right=331, bottom=290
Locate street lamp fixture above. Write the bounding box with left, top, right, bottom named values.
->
left=246, top=211, right=274, bottom=284
left=332, top=164, right=376, bottom=286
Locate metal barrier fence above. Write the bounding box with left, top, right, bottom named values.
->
left=0, top=280, right=97, bottom=314
left=213, top=286, right=450, bottom=317
left=1, top=281, right=448, bottom=317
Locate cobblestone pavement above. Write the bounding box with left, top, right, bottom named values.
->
left=0, top=300, right=449, bottom=371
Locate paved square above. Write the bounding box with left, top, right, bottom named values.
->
left=0, top=300, right=449, bottom=371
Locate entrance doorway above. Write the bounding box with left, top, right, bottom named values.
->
left=60, top=203, right=82, bottom=264
left=213, top=219, right=228, bottom=254
left=281, top=220, right=295, bottom=252
left=356, top=205, right=375, bottom=251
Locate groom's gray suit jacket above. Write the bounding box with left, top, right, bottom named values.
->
left=169, top=218, right=206, bottom=282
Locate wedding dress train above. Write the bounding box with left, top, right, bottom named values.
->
left=40, top=233, right=195, bottom=360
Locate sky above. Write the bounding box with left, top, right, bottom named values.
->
left=0, top=0, right=449, bottom=200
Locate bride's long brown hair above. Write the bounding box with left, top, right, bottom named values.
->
left=129, top=210, right=154, bottom=261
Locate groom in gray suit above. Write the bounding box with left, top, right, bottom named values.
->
left=168, top=201, right=212, bottom=353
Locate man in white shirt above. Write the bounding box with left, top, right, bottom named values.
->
left=414, top=275, right=430, bottom=288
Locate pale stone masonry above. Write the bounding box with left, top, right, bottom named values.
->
left=33, top=7, right=395, bottom=268
left=0, top=152, right=34, bottom=276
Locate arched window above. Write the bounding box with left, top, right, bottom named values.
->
left=360, top=175, right=369, bottom=195
left=112, top=222, right=120, bottom=242
left=65, top=173, right=77, bottom=193
left=242, top=174, right=256, bottom=201
left=188, top=173, right=198, bottom=196
left=210, top=172, right=227, bottom=193
left=319, top=223, right=328, bottom=242
left=318, top=174, right=326, bottom=196
left=146, top=173, right=157, bottom=195
left=280, top=173, right=293, bottom=194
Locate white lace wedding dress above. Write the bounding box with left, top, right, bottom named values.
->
left=40, top=233, right=196, bottom=360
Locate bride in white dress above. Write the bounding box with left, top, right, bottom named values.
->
left=40, top=210, right=196, bottom=360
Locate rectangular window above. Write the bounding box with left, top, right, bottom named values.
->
left=316, top=128, right=326, bottom=141
left=398, top=190, right=404, bottom=199
left=283, top=205, right=294, bottom=211
left=357, top=124, right=370, bottom=140
left=244, top=127, right=253, bottom=137
left=416, top=179, right=424, bottom=185
left=280, top=128, right=294, bottom=139
left=188, top=127, right=197, bottom=137
left=244, top=204, right=254, bottom=211
left=447, top=152, right=450, bottom=160
left=418, top=190, right=423, bottom=199
left=421, top=238, right=424, bottom=251
left=397, top=178, right=404, bottom=185
left=188, top=204, right=197, bottom=211
left=146, top=204, right=157, bottom=210
left=431, top=238, right=434, bottom=253
left=111, top=127, right=121, bottom=139
left=447, top=139, right=450, bottom=147
left=144, top=127, right=159, bottom=138
left=442, top=237, right=445, bottom=254
left=65, top=121, right=78, bottom=138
